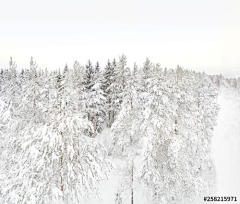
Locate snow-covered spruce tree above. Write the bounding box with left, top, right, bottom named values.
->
left=111, top=67, right=142, bottom=204
left=108, top=58, right=119, bottom=125
left=103, top=59, right=115, bottom=127
left=84, top=61, right=106, bottom=137
left=93, top=62, right=107, bottom=134
left=84, top=60, right=94, bottom=124
left=107, top=55, right=127, bottom=125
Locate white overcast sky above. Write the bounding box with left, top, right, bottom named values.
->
left=0, top=0, right=240, bottom=77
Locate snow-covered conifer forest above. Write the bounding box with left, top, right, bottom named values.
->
left=0, top=55, right=240, bottom=204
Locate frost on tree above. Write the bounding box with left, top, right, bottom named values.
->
left=139, top=66, right=219, bottom=203
left=84, top=61, right=106, bottom=137
left=0, top=58, right=23, bottom=195
left=0, top=59, right=112, bottom=204
left=107, top=55, right=127, bottom=125
left=111, top=67, right=142, bottom=204
left=103, top=59, right=116, bottom=127
left=0, top=56, right=222, bottom=204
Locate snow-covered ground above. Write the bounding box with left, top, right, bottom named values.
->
left=212, top=88, right=240, bottom=203
left=80, top=88, right=240, bottom=204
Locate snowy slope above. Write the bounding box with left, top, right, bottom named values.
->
left=212, top=88, right=240, bottom=203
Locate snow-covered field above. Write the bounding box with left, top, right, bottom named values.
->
left=79, top=88, right=240, bottom=204
left=212, top=88, right=240, bottom=203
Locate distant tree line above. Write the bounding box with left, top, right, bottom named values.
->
left=210, top=74, right=240, bottom=92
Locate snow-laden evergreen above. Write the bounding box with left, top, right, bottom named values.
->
left=84, top=61, right=106, bottom=137
left=0, top=58, right=112, bottom=204
left=109, top=63, right=220, bottom=203
left=0, top=55, right=225, bottom=204
left=103, top=60, right=115, bottom=127
left=138, top=67, right=219, bottom=203
left=107, top=55, right=127, bottom=125
left=111, top=67, right=142, bottom=204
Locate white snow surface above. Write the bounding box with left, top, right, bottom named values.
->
left=211, top=88, right=240, bottom=203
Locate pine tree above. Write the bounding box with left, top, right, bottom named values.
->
left=111, top=68, right=142, bottom=204
left=193, top=72, right=219, bottom=193
left=139, top=67, right=179, bottom=202
left=1, top=61, right=112, bottom=204
left=138, top=66, right=220, bottom=203
left=0, top=58, right=23, bottom=203
left=0, top=56, right=222, bottom=203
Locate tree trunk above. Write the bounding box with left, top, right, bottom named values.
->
left=60, top=101, right=64, bottom=194
left=94, top=104, right=96, bottom=138
left=123, top=65, right=125, bottom=90
left=113, top=111, right=114, bottom=124
left=131, top=100, right=133, bottom=204
left=175, top=68, right=178, bottom=136
left=33, top=71, right=36, bottom=123
left=175, top=119, right=177, bottom=135
left=131, top=158, right=134, bottom=204
left=61, top=153, right=63, bottom=192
